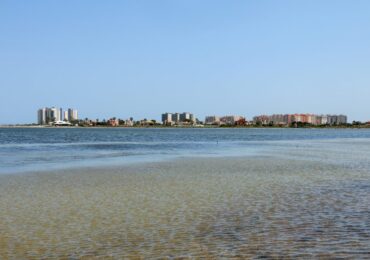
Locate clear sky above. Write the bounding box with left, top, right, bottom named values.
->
left=1, top=0, right=370, bottom=124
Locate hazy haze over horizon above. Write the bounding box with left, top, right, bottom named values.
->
left=1, top=0, right=370, bottom=124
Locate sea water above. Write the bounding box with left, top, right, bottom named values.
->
left=1, top=128, right=370, bottom=258
left=1, top=127, right=370, bottom=173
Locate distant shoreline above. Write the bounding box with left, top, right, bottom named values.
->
left=1, top=124, right=370, bottom=129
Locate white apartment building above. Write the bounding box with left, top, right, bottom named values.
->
left=67, top=108, right=78, bottom=121
left=38, top=107, right=61, bottom=125
left=162, top=113, right=173, bottom=124
left=162, top=112, right=195, bottom=124
left=37, top=107, right=78, bottom=125
left=64, top=111, right=69, bottom=121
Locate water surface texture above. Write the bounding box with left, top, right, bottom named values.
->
left=1, top=128, right=370, bottom=258
left=1, top=127, right=370, bottom=173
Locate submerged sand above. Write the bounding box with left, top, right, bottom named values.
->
left=1, top=156, right=370, bottom=259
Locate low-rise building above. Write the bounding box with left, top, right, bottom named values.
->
left=124, top=119, right=134, bottom=127
left=107, top=118, right=119, bottom=127
left=253, top=115, right=271, bottom=125
left=220, top=115, right=244, bottom=125
left=205, top=116, right=220, bottom=125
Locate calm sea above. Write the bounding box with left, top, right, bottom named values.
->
left=1, top=127, right=370, bottom=258
left=1, top=127, right=370, bottom=173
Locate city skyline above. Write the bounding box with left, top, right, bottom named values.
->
left=1, top=1, right=370, bottom=124
left=35, top=106, right=350, bottom=127
left=30, top=107, right=358, bottom=125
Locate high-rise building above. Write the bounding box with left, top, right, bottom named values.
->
left=270, top=114, right=286, bottom=125
left=162, top=112, right=195, bottom=124
left=252, top=113, right=347, bottom=126
left=161, top=113, right=173, bottom=124
left=64, top=111, right=69, bottom=121
left=37, top=108, right=47, bottom=125
left=172, top=113, right=180, bottom=123
left=179, top=112, right=194, bottom=122
left=50, top=107, right=61, bottom=122
left=316, top=115, right=328, bottom=125
left=327, top=115, right=347, bottom=125
left=37, top=107, right=61, bottom=124
left=67, top=108, right=78, bottom=122
left=337, top=115, right=347, bottom=124
left=37, top=107, right=77, bottom=125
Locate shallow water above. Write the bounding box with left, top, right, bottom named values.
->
left=1, top=128, right=370, bottom=258
left=1, top=157, right=370, bottom=258
left=1, top=127, right=370, bottom=173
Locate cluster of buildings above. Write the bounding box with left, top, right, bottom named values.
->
left=162, top=113, right=347, bottom=127
left=36, top=107, right=348, bottom=127
left=105, top=118, right=134, bottom=127
left=161, top=112, right=195, bottom=125
left=204, top=115, right=246, bottom=126
left=161, top=112, right=347, bottom=126
left=37, top=107, right=78, bottom=125
left=253, top=114, right=347, bottom=126
left=80, top=117, right=157, bottom=127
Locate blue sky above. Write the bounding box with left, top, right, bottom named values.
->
left=1, top=0, right=370, bottom=123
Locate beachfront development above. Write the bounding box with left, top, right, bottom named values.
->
left=38, top=107, right=78, bottom=125
left=36, top=107, right=352, bottom=128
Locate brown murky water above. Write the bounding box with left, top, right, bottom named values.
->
left=1, top=157, right=370, bottom=259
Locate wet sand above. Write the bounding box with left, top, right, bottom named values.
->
left=1, top=156, right=370, bottom=259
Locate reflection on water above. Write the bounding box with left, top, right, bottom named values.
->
left=1, top=157, right=370, bottom=258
